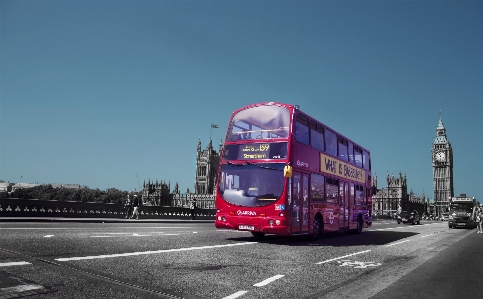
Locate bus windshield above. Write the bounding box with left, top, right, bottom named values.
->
left=227, top=105, right=290, bottom=141
left=451, top=203, right=473, bottom=213
left=218, top=163, right=285, bottom=207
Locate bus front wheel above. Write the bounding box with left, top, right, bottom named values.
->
left=310, top=216, right=323, bottom=240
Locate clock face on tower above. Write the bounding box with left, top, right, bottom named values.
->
left=435, top=151, right=446, bottom=162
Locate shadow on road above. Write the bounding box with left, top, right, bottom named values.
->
left=227, top=230, right=419, bottom=247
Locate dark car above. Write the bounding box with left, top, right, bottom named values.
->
left=397, top=210, right=420, bottom=225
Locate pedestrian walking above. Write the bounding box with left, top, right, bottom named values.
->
left=190, top=198, right=196, bottom=220
left=124, top=196, right=132, bottom=219
left=131, top=195, right=139, bottom=219
left=477, top=206, right=483, bottom=234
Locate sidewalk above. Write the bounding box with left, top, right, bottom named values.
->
left=0, top=217, right=214, bottom=224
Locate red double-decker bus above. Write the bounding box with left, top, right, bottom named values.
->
left=215, top=102, right=372, bottom=239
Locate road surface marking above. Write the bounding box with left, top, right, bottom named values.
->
left=421, top=234, right=435, bottom=238
left=316, top=250, right=371, bottom=265
left=222, top=290, right=248, bottom=299
left=44, top=235, right=54, bottom=238
left=253, top=274, right=284, bottom=287
left=0, top=284, right=44, bottom=292
left=386, top=239, right=411, bottom=247
left=338, top=260, right=382, bottom=269
left=55, top=242, right=257, bottom=261
left=0, top=261, right=31, bottom=267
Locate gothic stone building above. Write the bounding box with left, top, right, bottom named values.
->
left=141, top=138, right=221, bottom=209
left=372, top=172, right=428, bottom=217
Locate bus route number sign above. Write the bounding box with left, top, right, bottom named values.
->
left=224, top=142, right=287, bottom=160
left=239, top=144, right=270, bottom=159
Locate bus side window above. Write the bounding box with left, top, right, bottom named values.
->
left=311, top=126, right=324, bottom=152
left=348, top=142, right=354, bottom=164
left=338, top=138, right=348, bottom=161
left=326, top=178, right=339, bottom=205
left=295, top=120, right=309, bottom=145
left=311, top=173, right=325, bottom=203
left=354, top=147, right=363, bottom=168
left=363, top=150, right=371, bottom=171
left=325, top=130, right=337, bottom=157
left=355, top=185, right=365, bottom=205
left=350, top=183, right=355, bottom=206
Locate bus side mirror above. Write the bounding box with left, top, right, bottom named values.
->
left=284, top=165, right=292, bottom=178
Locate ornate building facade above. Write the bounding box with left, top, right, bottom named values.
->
left=141, top=138, right=222, bottom=209
left=431, top=114, right=454, bottom=216
left=194, top=138, right=222, bottom=194
left=372, top=172, right=427, bottom=217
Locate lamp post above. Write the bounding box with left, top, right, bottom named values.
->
left=391, top=189, right=398, bottom=216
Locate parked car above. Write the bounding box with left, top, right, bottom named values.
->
left=441, top=213, right=449, bottom=221
left=396, top=210, right=421, bottom=225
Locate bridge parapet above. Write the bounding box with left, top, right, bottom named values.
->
left=0, top=198, right=215, bottom=219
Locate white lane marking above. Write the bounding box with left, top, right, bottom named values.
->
left=44, top=235, right=54, bottom=238
left=90, top=233, right=179, bottom=237
left=98, top=233, right=132, bottom=235
left=0, top=284, right=44, bottom=292
left=386, top=240, right=411, bottom=247
left=316, top=250, right=371, bottom=265
left=193, top=232, right=197, bottom=234
left=222, top=290, right=248, bottom=299
left=0, top=261, right=31, bottom=267
left=421, top=234, right=435, bottom=238
left=55, top=242, right=257, bottom=261
left=253, top=275, right=284, bottom=287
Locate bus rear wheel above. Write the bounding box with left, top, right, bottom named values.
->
left=352, top=216, right=363, bottom=234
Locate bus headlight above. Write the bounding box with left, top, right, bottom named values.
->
left=217, top=216, right=222, bottom=221
left=268, top=219, right=274, bottom=226
left=275, top=220, right=281, bottom=225
left=222, top=216, right=226, bottom=222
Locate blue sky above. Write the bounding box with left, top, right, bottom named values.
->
left=1, top=1, right=482, bottom=201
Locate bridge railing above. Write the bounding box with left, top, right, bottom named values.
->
left=0, top=198, right=215, bottom=220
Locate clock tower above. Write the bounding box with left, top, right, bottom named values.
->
left=431, top=113, right=454, bottom=216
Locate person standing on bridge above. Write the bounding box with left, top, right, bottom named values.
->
left=124, top=195, right=132, bottom=219
left=131, top=195, right=140, bottom=220
left=477, top=206, right=483, bottom=234
left=190, top=198, right=196, bottom=220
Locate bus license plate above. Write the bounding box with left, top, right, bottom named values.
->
left=239, top=225, right=254, bottom=230
left=458, top=223, right=465, bottom=225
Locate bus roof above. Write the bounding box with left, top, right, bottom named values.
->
left=230, top=102, right=370, bottom=154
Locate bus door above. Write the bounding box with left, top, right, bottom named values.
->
left=339, top=182, right=349, bottom=229
left=291, top=172, right=310, bottom=234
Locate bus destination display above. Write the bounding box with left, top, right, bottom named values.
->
left=224, top=142, right=287, bottom=160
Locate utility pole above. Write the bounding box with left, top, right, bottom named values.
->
left=136, top=174, right=141, bottom=190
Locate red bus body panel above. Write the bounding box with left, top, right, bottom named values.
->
left=215, top=102, right=372, bottom=236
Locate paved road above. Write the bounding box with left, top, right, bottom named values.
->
left=0, top=219, right=480, bottom=298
